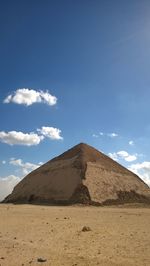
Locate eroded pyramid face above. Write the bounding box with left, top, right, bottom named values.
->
left=3, top=143, right=150, bottom=205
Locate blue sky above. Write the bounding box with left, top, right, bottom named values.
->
left=0, top=0, right=150, bottom=200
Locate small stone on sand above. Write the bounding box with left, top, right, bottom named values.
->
left=37, top=258, right=47, bottom=262
left=81, top=226, right=91, bottom=232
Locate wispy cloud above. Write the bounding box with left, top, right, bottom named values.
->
left=108, top=150, right=137, bottom=162
left=92, top=134, right=99, bottom=138
left=107, top=133, right=118, bottom=138
left=0, top=175, right=21, bottom=201
left=0, top=158, right=44, bottom=201
left=92, top=131, right=119, bottom=138
left=129, top=162, right=150, bottom=187
left=3, top=88, right=57, bottom=106
left=9, top=158, right=42, bottom=175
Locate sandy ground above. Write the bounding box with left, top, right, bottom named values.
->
left=0, top=204, right=150, bottom=266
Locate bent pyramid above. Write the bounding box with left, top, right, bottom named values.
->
left=3, top=143, right=150, bottom=205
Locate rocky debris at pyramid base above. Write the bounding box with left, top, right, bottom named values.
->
left=2, top=143, right=150, bottom=205
left=102, top=190, right=150, bottom=205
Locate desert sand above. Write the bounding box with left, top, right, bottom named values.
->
left=0, top=204, right=150, bottom=266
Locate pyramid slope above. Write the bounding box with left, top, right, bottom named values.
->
left=3, top=143, right=150, bottom=205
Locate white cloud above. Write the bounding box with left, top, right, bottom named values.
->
left=108, top=150, right=137, bottom=162
left=37, top=126, right=63, bottom=140
left=107, top=133, right=118, bottom=138
left=125, top=155, right=137, bottom=162
left=99, top=132, right=104, bottom=136
left=0, top=125, right=63, bottom=146
left=117, top=151, right=129, bottom=157
left=2, top=160, right=6, bottom=164
left=0, top=175, right=21, bottom=201
left=3, top=88, right=57, bottom=106
left=129, top=140, right=134, bottom=146
left=0, top=131, right=44, bottom=146
left=129, top=162, right=150, bottom=187
left=39, top=90, right=57, bottom=106
left=9, top=158, right=42, bottom=175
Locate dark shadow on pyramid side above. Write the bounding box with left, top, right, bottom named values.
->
left=2, top=143, right=150, bottom=205
left=70, top=184, right=91, bottom=204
